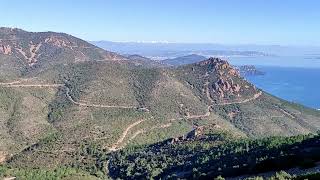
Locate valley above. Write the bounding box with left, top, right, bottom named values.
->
left=0, top=28, right=320, bottom=179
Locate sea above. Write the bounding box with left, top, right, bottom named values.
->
left=228, top=56, right=320, bottom=110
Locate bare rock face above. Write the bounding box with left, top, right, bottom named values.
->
left=45, top=36, right=70, bottom=47
left=0, top=151, right=7, bottom=164
left=233, top=84, right=241, bottom=92
left=197, top=57, right=240, bottom=76
left=198, top=57, right=231, bottom=69
left=197, top=57, right=221, bottom=66
left=228, top=68, right=239, bottom=76
left=196, top=57, right=259, bottom=101
left=212, top=77, right=242, bottom=98
left=0, top=44, right=12, bottom=55
left=0, top=27, right=127, bottom=66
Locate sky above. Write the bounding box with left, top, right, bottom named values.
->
left=1, top=0, right=320, bottom=45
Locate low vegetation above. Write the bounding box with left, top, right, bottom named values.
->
left=1, top=28, right=320, bottom=179
left=109, top=132, right=320, bottom=179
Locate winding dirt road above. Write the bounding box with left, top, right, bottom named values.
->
left=0, top=80, right=147, bottom=152
left=204, top=78, right=214, bottom=104
left=125, top=90, right=263, bottom=147
left=0, top=84, right=64, bottom=87
left=0, top=81, right=21, bottom=85
left=64, top=86, right=138, bottom=109
left=0, top=80, right=263, bottom=152
left=213, top=91, right=262, bottom=106
left=0, top=81, right=141, bottom=109
left=108, top=119, right=145, bottom=151
left=118, top=122, right=173, bottom=149
left=129, top=122, right=172, bottom=141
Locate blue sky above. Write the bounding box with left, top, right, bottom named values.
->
left=1, top=0, right=320, bottom=45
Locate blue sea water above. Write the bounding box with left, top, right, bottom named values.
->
left=228, top=56, right=320, bottom=68
left=229, top=57, right=320, bottom=109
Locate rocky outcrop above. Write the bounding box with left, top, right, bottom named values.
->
left=198, top=57, right=232, bottom=70
left=212, top=78, right=241, bottom=98
left=45, top=36, right=70, bottom=47
left=196, top=57, right=258, bottom=101
left=0, top=44, right=12, bottom=55
left=0, top=151, right=7, bottom=164
left=167, top=125, right=222, bottom=145
left=198, top=57, right=240, bottom=77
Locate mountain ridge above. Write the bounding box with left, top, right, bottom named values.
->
left=0, top=27, right=127, bottom=67
left=1, top=28, right=320, bottom=179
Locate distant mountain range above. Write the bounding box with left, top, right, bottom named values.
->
left=91, top=41, right=274, bottom=60
left=91, top=41, right=320, bottom=59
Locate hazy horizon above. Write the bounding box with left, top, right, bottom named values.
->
left=91, top=40, right=320, bottom=48
left=2, top=0, right=320, bottom=46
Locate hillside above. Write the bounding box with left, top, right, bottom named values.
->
left=0, top=28, right=320, bottom=179
left=0, top=27, right=126, bottom=78
left=162, top=54, right=207, bottom=66
left=109, top=129, right=320, bottom=179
